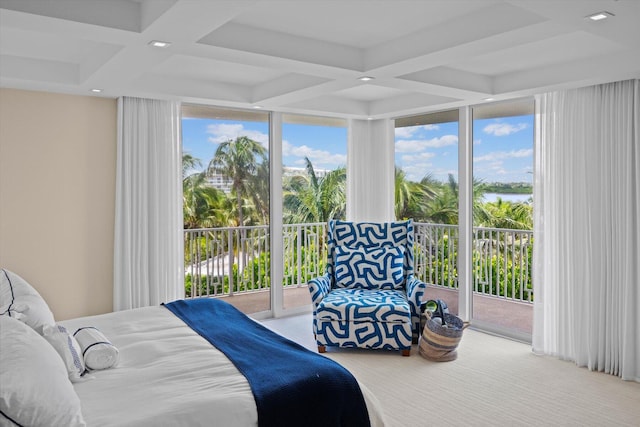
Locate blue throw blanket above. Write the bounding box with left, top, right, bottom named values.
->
left=164, top=298, right=370, bottom=427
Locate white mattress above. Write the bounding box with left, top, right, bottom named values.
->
left=60, top=305, right=385, bottom=427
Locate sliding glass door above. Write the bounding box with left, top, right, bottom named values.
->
left=181, top=104, right=271, bottom=315
left=181, top=106, right=349, bottom=317
left=471, top=100, right=534, bottom=339
left=280, top=114, right=347, bottom=311
left=396, top=100, right=534, bottom=341
left=394, top=110, right=460, bottom=316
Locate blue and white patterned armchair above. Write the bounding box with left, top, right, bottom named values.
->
left=308, top=220, right=427, bottom=356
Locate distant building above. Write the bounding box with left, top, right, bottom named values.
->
left=208, top=167, right=330, bottom=193
left=206, top=173, right=233, bottom=194
left=283, top=166, right=329, bottom=178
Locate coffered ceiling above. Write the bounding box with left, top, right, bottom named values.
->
left=1, top=0, right=639, bottom=119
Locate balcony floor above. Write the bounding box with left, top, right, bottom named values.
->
left=215, top=285, right=312, bottom=314
left=217, top=284, right=532, bottom=337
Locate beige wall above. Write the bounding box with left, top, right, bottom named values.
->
left=0, top=88, right=116, bottom=320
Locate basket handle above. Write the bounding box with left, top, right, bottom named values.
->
left=421, top=299, right=447, bottom=326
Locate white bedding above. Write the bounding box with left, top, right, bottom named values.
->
left=60, top=305, right=385, bottom=427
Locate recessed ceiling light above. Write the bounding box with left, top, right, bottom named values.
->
left=586, top=11, right=614, bottom=21
left=358, top=76, right=375, bottom=82
left=252, top=105, right=263, bottom=109
left=90, top=89, right=102, bottom=93
left=483, top=97, right=495, bottom=101
left=148, top=40, right=171, bottom=48
left=367, top=117, right=373, bottom=120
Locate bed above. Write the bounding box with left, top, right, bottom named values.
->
left=0, top=269, right=386, bottom=427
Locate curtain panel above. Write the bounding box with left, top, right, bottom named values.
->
left=533, top=79, right=639, bottom=381
left=347, top=118, right=395, bottom=222
left=114, top=97, right=184, bottom=311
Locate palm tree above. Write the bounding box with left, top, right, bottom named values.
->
left=182, top=154, right=230, bottom=228
left=182, top=153, right=201, bottom=177
left=183, top=172, right=231, bottom=229
left=477, top=197, right=533, bottom=230
left=395, top=169, right=441, bottom=221
left=248, top=161, right=270, bottom=224
left=207, top=136, right=267, bottom=227
left=395, top=167, right=420, bottom=220
left=282, top=157, right=346, bottom=224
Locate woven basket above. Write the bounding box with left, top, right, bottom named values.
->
left=418, top=311, right=469, bottom=362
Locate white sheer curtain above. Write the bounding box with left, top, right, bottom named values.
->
left=533, top=79, right=639, bottom=382
left=114, top=97, right=184, bottom=311
left=347, top=118, right=395, bottom=221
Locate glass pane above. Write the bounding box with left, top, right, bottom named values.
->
left=181, top=104, right=270, bottom=314
left=281, top=114, right=347, bottom=310
left=394, top=111, right=460, bottom=317
left=471, top=101, right=534, bottom=336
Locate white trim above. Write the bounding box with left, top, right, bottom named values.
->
left=457, top=106, right=473, bottom=322
left=269, top=112, right=284, bottom=317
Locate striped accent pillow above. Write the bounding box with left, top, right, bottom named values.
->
left=40, top=324, right=86, bottom=382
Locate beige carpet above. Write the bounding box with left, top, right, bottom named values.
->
left=261, top=314, right=640, bottom=427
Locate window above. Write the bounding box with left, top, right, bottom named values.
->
left=281, top=113, right=347, bottom=310
left=181, top=104, right=270, bottom=314
left=396, top=100, right=534, bottom=341
left=395, top=110, right=460, bottom=313
left=471, top=100, right=534, bottom=338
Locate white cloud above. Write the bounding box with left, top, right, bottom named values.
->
left=402, top=152, right=435, bottom=163
left=403, top=164, right=434, bottom=182
left=283, top=140, right=346, bottom=168
left=395, top=134, right=458, bottom=152
left=474, top=162, right=507, bottom=177
left=394, top=124, right=439, bottom=139
left=483, top=122, right=528, bottom=136
left=474, top=148, right=533, bottom=162
left=395, top=127, right=417, bottom=139
left=206, top=124, right=269, bottom=149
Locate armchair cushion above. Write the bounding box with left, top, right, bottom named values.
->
left=317, top=289, right=411, bottom=323
left=334, top=245, right=405, bottom=290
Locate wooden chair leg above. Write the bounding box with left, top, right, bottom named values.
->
left=402, top=349, right=410, bottom=357
left=318, top=345, right=326, bottom=353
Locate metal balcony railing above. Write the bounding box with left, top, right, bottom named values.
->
left=413, top=223, right=533, bottom=303
left=184, top=222, right=533, bottom=303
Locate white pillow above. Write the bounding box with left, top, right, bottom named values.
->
left=0, top=268, right=55, bottom=330
left=39, top=324, right=86, bottom=382
left=0, top=315, right=86, bottom=427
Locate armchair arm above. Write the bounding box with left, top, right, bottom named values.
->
left=406, top=275, right=427, bottom=339
left=406, top=274, right=427, bottom=320
left=308, top=274, right=332, bottom=308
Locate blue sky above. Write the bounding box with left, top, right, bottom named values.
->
left=395, top=114, right=534, bottom=183
left=182, top=114, right=533, bottom=184
left=182, top=118, right=347, bottom=175
left=182, top=118, right=269, bottom=174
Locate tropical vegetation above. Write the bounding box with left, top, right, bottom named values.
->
left=182, top=135, right=533, bottom=302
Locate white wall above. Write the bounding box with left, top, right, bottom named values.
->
left=0, top=88, right=117, bottom=320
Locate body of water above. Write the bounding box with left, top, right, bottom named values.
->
left=482, top=192, right=532, bottom=203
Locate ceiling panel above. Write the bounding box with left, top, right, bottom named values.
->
left=152, top=55, right=288, bottom=86
left=452, top=31, right=626, bottom=76
left=0, top=27, right=120, bottom=64
left=1, top=0, right=638, bottom=119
